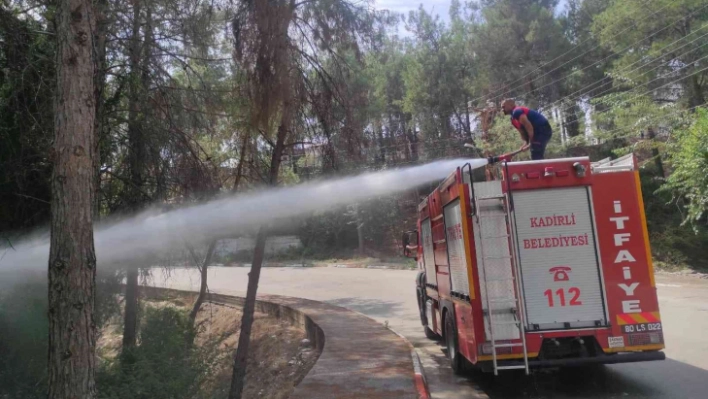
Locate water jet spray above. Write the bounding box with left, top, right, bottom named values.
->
left=1, top=158, right=490, bottom=275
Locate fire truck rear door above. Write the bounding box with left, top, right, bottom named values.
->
left=512, top=187, right=608, bottom=330
left=421, top=218, right=437, bottom=288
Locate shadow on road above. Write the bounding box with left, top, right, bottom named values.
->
left=325, top=297, right=405, bottom=320
left=466, top=358, right=708, bottom=399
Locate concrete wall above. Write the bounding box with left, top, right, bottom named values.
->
left=214, top=235, right=302, bottom=256
left=208, top=293, right=324, bottom=353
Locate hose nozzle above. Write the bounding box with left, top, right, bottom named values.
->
left=487, top=148, right=523, bottom=165
left=487, top=154, right=512, bottom=165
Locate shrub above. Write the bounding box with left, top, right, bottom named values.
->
left=97, top=307, right=222, bottom=399
left=0, top=278, right=47, bottom=399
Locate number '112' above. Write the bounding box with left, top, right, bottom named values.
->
left=544, top=288, right=582, bottom=307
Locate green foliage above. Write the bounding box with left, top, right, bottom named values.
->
left=640, top=167, right=708, bottom=272
left=96, top=272, right=126, bottom=330
left=0, top=8, right=55, bottom=232
left=0, top=279, right=48, bottom=399
left=97, top=307, right=222, bottom=399
left=662, top=109, right=708, bottom=228
left=298, top=207, right=359, bottom=257
left=0, top=274, right=122, bottom=399
left=357, top=196, right=409, bottom=253
left=592, top=0, right=708, bottom=107
left=470, top=0, right=572, bottom=106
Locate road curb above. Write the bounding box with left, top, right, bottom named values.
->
left=387, top=327, right=431, bottom=399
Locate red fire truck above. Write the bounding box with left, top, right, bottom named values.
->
left=402, top=154, right=665, bottom=375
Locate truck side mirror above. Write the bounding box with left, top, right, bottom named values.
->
left=402, top=230, right=418, bottom=260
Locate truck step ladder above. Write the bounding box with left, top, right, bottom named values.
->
left=476, top=194, right=530, bottom=376
left=496, top=365, right=528, bottom=371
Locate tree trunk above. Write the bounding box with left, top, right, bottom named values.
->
left=564, top=102, right=581, bottom=138
left=189, top=240, right=217, bottom=325
left=227, top=226, right=268, bottom=399
left=190, top=129, right=250, bottom=330
left=465, top=95, right=472, bottom=139
left=406, top=127, right=419, bottom=162
left=122, top=269, right=139, bottom=348
left=233, top=132, right=250, bottom=191
left=229, top=102, right=291, bottom=399
left=93, top=0, right=107, bottom=219
left=187, top=130, right=251, bottom=327
left=48, top=0, right=98, bottom=397
left=688, top=74, right=706, bottom=109
left=376, top=119, right=385, bottom=164
left=122, top=0, right=145, bottom=350
left=357, top=213, right=365, bottom=255
left=646, top=127, right=666, bottom=178
left=127, top=0, right=143, bottom=202
left=352, top=203, right=365, bottom=255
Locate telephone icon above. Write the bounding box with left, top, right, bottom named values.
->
left=549, top=266, right=571, bottom=282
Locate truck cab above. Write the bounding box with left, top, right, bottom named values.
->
left=403, top=155, right=665, bottom=375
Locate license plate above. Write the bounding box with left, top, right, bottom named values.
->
left=608, top=336, right=625, bottom=348
left=622, top=322, right=662, bottom=334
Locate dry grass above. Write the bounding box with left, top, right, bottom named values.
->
left=97, top=290, right=319, bottom=399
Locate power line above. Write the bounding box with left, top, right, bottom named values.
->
left=585, top=52, right=708, bottom=108
left=544, top=24, right=708, bottom=111
left=467, top=0, right=678, bottom=107
left=293, top=102, right=707, bottom=182
left=590, top=101, right=706, bottom=140
left=299, top=104, right=707, bottom=178
left=294, top=63, right=706, bottom=167
left=561, top=61, right=708, bottom=129
left=319, top=62, right=706, bottom=163
left=491, top=2, right=708, bottom=107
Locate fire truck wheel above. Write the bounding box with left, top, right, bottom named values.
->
left=416, top=287, right=427, bottom=325
left=444, top=313, right=465, bottom=375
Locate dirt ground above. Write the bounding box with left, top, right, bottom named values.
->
left=97, top=290, right=319, bottom=399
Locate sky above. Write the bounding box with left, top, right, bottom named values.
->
left=374, top=0, right=570, bottom=29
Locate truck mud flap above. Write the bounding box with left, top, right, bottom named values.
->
left=495, top=351, right=665, bottom=370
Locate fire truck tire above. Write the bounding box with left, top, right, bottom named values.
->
left=444, top=313, right=465, bottom=375
left=416, top=287, right=427, bottom=325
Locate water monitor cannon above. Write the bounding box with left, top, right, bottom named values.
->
left=463, top=143, right=523, bottom=165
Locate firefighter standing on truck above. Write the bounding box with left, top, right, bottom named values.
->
left=501, top=99, right=553, bottom=160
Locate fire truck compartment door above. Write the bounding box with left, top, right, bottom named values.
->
left=512, top=187, right=607, bottom=330
left=443, top=200, right=470, bottom=296
left=421, top=218, right=437, bottom=288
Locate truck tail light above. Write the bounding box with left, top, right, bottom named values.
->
left=480, top=342, right=492, bottom=355
left=526, top=171, right=541, bottom=179
left=555, top=170, right=569, bottom=177
left=628, top=332, right=664, bottom=346
left=649, top=333, right=662, bottom=344
left=479, top=342, right=514, bottom=355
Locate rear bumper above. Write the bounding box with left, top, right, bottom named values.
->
left=496, top=351, right=665, bottom=369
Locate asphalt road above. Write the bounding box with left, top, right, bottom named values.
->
left=151, top=267, right=708, bottom=399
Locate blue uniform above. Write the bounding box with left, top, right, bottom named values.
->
left=510, top=107, right=553, bottom=160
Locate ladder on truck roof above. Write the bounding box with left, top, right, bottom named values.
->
left=475, top=193, right=530, bottom=375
